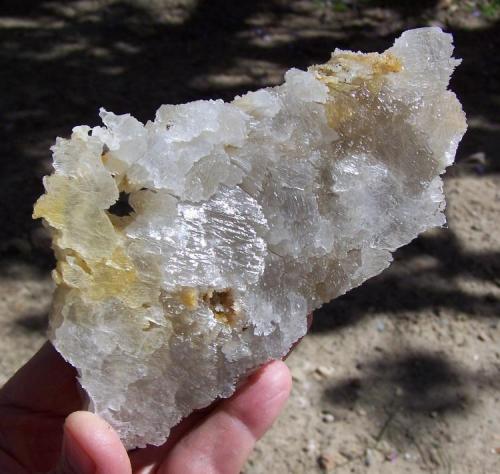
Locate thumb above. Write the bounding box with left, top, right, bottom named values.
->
left=55, top=411, right=131, bottom=474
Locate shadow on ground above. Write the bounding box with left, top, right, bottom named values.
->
left=15, top=312, right=49, bottom=334
left=1, top=1, right=499, bottom=323
left=322, top=348, right=500, bottom=454
left=311, top=228, right=500, bottom=333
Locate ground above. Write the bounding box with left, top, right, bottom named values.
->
left=1, top=1, right=499, bottom=473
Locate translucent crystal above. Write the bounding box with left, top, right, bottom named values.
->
left=33, top=28, right=466, bottom=449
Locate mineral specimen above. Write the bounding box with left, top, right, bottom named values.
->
left=33, top=27, right=466, bottom=449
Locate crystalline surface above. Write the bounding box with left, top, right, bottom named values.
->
left=34, top=28, right=466, bottom=448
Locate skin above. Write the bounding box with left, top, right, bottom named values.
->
left=0, top=342, right=292, bottom=474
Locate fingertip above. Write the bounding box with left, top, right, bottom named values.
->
left=257, top=359, right=293, bottom=395
left=159, top=360, right=292, bottom=474
left=226, top=360, right=292, bottom=440
left=60, top=411, right=131, bottom=474
left=247, top=359, right=293, bottom=411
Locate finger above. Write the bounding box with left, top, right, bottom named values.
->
left=55, top=411, right=131, bottom=474
left=158, top=360, right=292, bottom=474
left=0, top=342, right=81, bottom=415
left=129, top=404, right=218, bottom=474
left=131, top=320, right=310, bottom=474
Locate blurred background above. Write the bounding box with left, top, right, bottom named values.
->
left=0, top=1, right=499, bottom=472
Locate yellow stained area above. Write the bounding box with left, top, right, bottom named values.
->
left=54, top=246, right=157, bottom=308
left=34, top=174, right=157, bottom=309
left=311, top=52, right=403, bottom=130
left=32, top=175, right=69, bottom=228
left=312, top=52, right=402, bottom=88
left=178, top=287, right=200, bottom=310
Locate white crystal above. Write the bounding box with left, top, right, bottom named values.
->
left=33, top=27, right=466, bottom=449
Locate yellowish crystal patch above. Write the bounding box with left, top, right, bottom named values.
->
left=33, top=137, right=157, bottom=310
left=311, top=51, right=403, bottom=90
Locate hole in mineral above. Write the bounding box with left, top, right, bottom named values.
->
left=108, top=191, right=134, bottom=217
left=203, top=289, right=237, bottom=326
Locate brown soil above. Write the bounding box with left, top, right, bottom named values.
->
left=1, top=1, right=499, bottom=473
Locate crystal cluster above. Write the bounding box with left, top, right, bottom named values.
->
left=34, top=28, right=466, bottom=448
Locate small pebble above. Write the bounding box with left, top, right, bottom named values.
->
left=387, top=451, right=398, bottom=462
left=322, top=413, right=335, bottom=423
left=364, top=448, right=373, bottom=466
left=303, top=440, right=317, bottom=454
left=356, top=407, right=367, bottom=417
left=315, top=366, right=335, bottom=378
left=317, top=453, right=335, bottom=471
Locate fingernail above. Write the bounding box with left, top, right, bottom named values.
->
left=58, top=429, right=96, bottom=474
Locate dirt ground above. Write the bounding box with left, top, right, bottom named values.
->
left=1, top=1, right=499, bottom=473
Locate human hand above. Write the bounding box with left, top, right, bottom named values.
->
left=0, top=342, right=292, bottom=473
